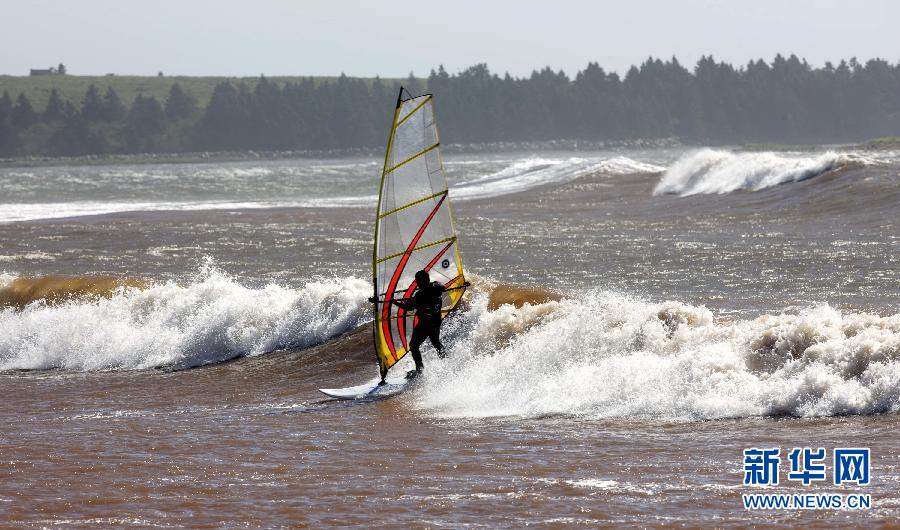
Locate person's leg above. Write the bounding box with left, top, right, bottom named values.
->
left=428, top=322, right=446, bottom=358
left=409, top=324, right=427, bottom=370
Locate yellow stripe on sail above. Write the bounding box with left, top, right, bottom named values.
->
left=376, top=236, right=456, bottom=264
left=395, top=96, right=432, bottom=128
left=384, top=143, right=440, bottom=175
left=379, top=190, right=447, bottom=219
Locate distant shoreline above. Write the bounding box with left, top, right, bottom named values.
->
left=0, top=138, right=685, bottom=168
left=4, top=59, right=898, bottom=164
left=2, top=136, right=896, bottom=168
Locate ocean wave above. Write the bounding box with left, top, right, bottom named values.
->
left=652, top=149, right=877, bottom=196
left=0, top=197, right=375, bottom=223
left=1, top=155, right=665, bottom=222
left=416, top=290, right=900, bottom=420
left=593, top=156, right=666, bottom=175
left=0, top=268, right=370, bottom=371
left=453, top=156, right=663, bottom=200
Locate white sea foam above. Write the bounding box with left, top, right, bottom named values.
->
left=565, top=479, right=619, bottom=490
left=417, top=290, right=900, bottom=420
left=453, top=156, right=663, bottom=200
left=594, top=156, right=666, bottom=175
left=0, top=197, right=373, bottom=223
left=653, top=149, right=877, bottom=196
left=0, top=252, right=57, bottom=262
left=0, top=268, right=370, bottom=371
left=5, top=269, right=900, bottom=419
left=0, top=155, right=664, bottom=222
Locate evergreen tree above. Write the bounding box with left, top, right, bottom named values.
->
left=404, top=72, right=425, bottom=97
left=81, top=84, right=103, bottom=121
left=2, top=55, right=900, bottom=156
left=164, top=83, right=197, bottom=120
left=43, top=89, right=66, bottom=122
left=100, top=87, right=126, bottom=121
left=11, top=93, right=37, bottom=129
left=48, top=115, right=108, bottom=156
left=0, top=91, right=12, bottom=115
left=124, top=94, right=166, bottom=152
left=0, top=91, right=14, bottom=155
left=62, top=101, right=78, bottom=120
left=197, top=82, right=251, bottom=150
left=250, top=76, right=290, bottom=148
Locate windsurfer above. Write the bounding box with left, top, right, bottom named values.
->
left=389, top=270, right=447, bottom=375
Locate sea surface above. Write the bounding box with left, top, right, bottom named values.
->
left=1, top=146, right=899, bottom=527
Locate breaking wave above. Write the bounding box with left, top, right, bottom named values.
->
left=453, top=156, right=664, bottom=200
left=416, top=290, right=900, bottom=420
left=4, top=267, right=900, bottom=421
left=653, top=149, right=876, bottom=196
left=0, top=269, right=370, bottom=371
left=1, top=156, right=665, bottom=222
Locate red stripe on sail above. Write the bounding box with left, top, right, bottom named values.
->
left=380, top=195, right=447, bottom=362
left=443, top=274, right=462, bottom=288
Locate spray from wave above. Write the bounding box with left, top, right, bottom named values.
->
left=417, top=290, right=900, bottom=420
left=0, top=268, right=370, bottom=371
left=653, top=149, right=876, bottom=196
left=5, top=267, right=899, bottom=421
left=453, top=156, right=664, bottom=200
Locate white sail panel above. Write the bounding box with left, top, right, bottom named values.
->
left=372, top=92, right=466, bottom=378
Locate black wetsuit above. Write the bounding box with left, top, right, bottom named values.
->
left=393, top=281, right=446, bottom=370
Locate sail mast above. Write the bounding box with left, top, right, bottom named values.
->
left=372, top=87, right=404, bottom=379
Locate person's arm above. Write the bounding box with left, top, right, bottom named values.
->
left=391, top=298, right=415, bottom=310
left=368, top=295, right=414, bottom=310
left=370, top=289, right=421, bottom=309
left=443, top=281, right=471, bottom=292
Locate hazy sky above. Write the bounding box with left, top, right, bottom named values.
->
left=3, top=0, right=899, bottom=78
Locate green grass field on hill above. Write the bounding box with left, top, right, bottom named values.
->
left=0, top=74, right=403, bottom=109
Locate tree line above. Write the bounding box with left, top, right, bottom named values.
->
left=1, top=54, right=899, bottom=157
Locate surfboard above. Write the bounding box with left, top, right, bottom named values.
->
left=319, top=87, right=468, bottom=400
left=319, top=376, right=410, bottom=400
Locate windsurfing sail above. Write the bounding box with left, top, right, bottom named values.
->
left=372, top=88, right=467, bottom=380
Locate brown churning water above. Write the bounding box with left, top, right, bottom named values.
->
left=1, top=148, right=899, bottom=526
left=0, top=275, right=146, bottom=309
